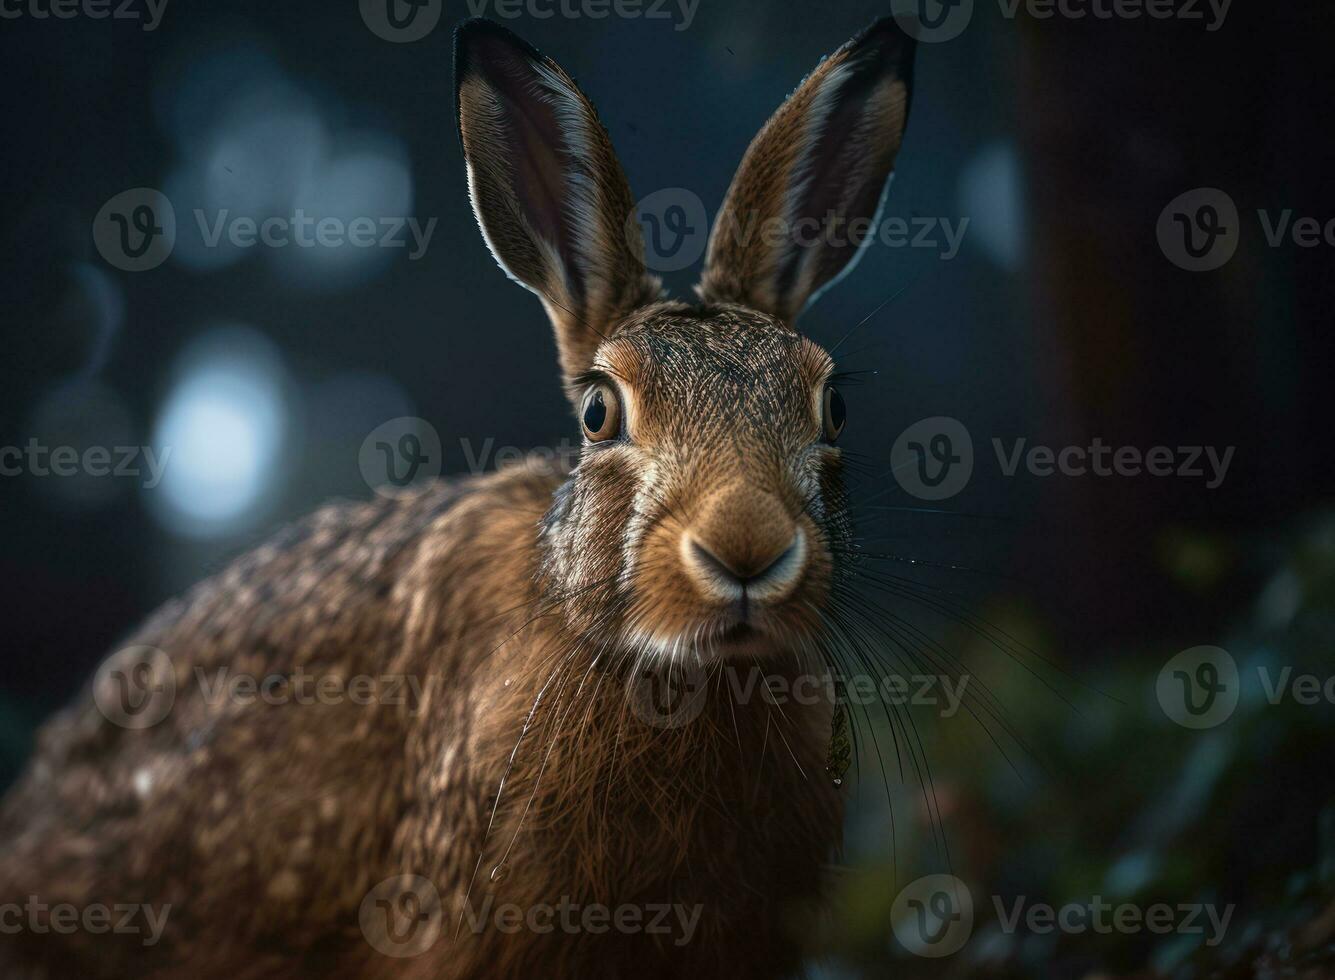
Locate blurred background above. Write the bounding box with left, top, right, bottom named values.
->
left=2, top=0, right=1334, bottom=976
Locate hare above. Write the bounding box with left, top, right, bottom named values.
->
left=0, top=16, right=915, bottom=979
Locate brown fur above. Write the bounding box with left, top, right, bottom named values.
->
left=456, top=21, right=662, bottom=391
left=699, top=20, right=915, bottom=323
left=0, top=16, right=915, bottom=978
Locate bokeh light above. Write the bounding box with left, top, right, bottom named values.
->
left=149, top=325, right=290, bottom=538
left=958, top=140, right=1025, bottom=271
left=25, top=379, right=134, bottom=510
left=157, top=38, right=413, bottom=287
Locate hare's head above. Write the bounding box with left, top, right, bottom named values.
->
left=455, top=18, right=914, bottom=661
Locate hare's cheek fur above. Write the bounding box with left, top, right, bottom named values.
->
left=539, top=421, right=844, bottom=661
left=626, top=510, right=835, bottom=659
left=537, top=450, right=638, bottom=635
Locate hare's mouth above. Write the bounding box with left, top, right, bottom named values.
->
left=707, top=621, right=783, bottom=658
left=621, top=507, right=832, bottom=662
left=624, top=606, right=822, bottom=664
left=718, top=621, right=760, bottom=645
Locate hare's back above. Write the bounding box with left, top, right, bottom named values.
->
left=0, top=462, right=563, bottom=978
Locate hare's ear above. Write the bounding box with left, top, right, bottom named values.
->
left=697, top=19, right=915, bottom=325
left=455, top=18, right=661, bottom=390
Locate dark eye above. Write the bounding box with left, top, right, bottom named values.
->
left=581, top=383, right=621, bottom=442
left=822, top=386, right=846, bottom=442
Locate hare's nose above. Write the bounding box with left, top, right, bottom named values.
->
left=681, top=488, right=807, bottom=604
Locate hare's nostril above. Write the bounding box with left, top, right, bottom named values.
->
left=688, top=538, right=741, bottom=582
left=682, top=528, right=807, bottom=604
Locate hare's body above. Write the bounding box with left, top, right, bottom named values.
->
left=1, top=460, right=836, bottom=979
left=3, top=16, right=916, bottom=978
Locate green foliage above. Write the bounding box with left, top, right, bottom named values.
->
left=817, top=517, right=1335, bottom=978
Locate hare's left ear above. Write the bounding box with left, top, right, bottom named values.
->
left=697, top=19, right=916, bottom=325
left=454, top=18, right=661, bottom=392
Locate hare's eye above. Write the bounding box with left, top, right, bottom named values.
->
left=581, top=384, right=621, bottom=442
left=822, top=386, right=846, bottom=443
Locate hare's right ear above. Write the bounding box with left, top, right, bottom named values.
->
left=454, top=19, right=661, bottom=393
left=697, top=18, right=916, bottom=325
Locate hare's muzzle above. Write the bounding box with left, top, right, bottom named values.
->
left=679, top=486, right=808, bottom=609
